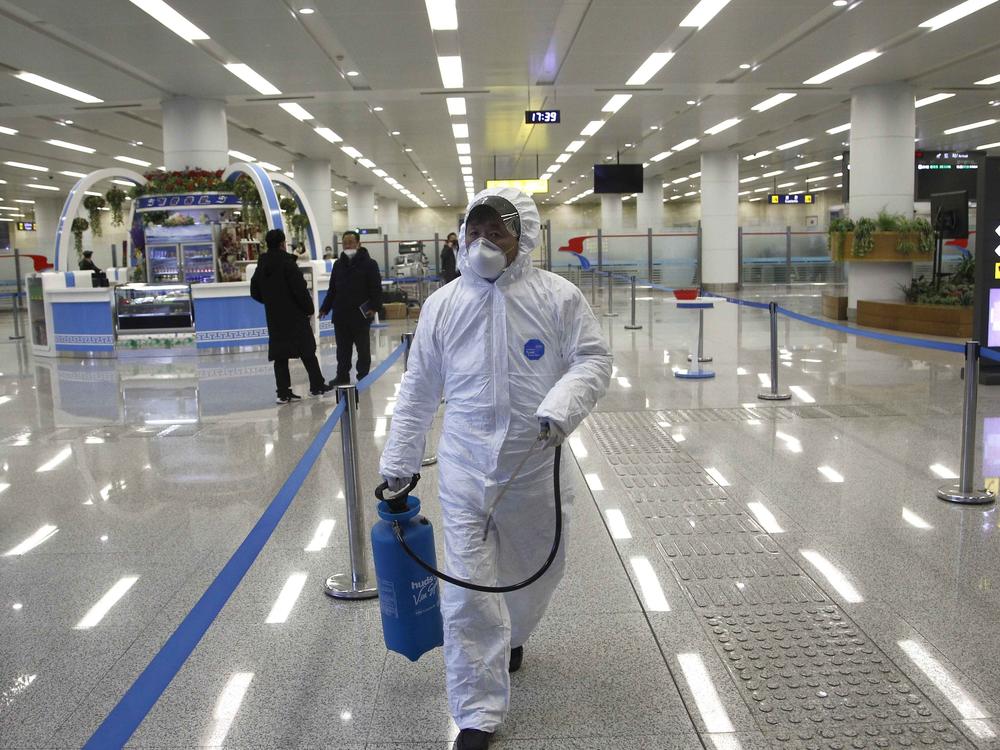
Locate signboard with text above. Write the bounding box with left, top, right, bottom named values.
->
left=135, top=192, right=241, bottom=211
left=768, top=194, right=814, bottom=205
left=15, top=221, right=35, bottom=231
left=974, top=156, right=1000, bottom=382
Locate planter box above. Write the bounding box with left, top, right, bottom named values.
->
left=857, top=299, right=972, bottom=338
left=822, top=294, right=848, bottom=321
left=833, top=232, right=931, bottom=263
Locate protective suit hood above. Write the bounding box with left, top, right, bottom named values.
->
left=457, top=187, right=541, bottom=281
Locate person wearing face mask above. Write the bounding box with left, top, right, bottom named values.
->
left=379, top=188, right=612, bottom=749
left=440, top=231, right=460, bottom=283
left=319, top=230, right=383, bottom=385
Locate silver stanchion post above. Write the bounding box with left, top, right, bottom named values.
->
left=758, top=301, right=790, bottom=401
left=625, top=275, right=642, bottom=330
left=9, top=247, right=24, bottom=341
left=604, top=273, right=618, bottom=318
left=325, top=384, right=378, bottom=599
left=938, top=341, right=994, bottom=505
left=400, top=333, right=437, bottom=466
left=687, top=308, right=712, bottom=363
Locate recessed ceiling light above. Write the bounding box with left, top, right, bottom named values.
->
left=127, top=0, right=209, bottom=43
left=5, top=161, right=47, bottom=172
left=650, top=125, right=660, bottom=130
left=705, top=118, right=741, bottom=135
left=14, top=71, right=103, bottom=103
left=795, top=161, right=823, bottom=170
left=804, top=50, right=881, bottom=85
left=115, top=155, right=152, bottom=167
left=24, top=183, right=59, bottom=191
left=391, top=130, right=401, bottom=136
left=649, top=150, right=673, bottom=162
left=739, top=63, right=752, bottom=70
left=224, top=63, right=281, bottom=95
left=744, top=150, right=773, bottom=161
left=404, top=147, right=413, bottom=152
left=832, top=0, right=848, bottom=5
left=298, top=7, right=315, bottom=14
left=451, top=123, right=468, bottom=139
left=341, top=146, right=363, bottom=159
left=46, top=139, right=95, bottom=154
left=627, top=52, right=675, bottom=86
left=680, top=0, right=734, bottom=29
left=566, top=140, right=586, bottom=152
left=314, top=127, right=342, bottom=143
left=975, top=73, right=1000, bottom=85
left=914, top=93, right=956, bottom=108
left=605, top=155, right=614, bottom=160
left=777, top=138, right=811, bottom=150
left=826, top=123, right=851, bottom=134
left=227, top=149, right=256, bottom=162
left=279, top=102, right=314, bottom=121
left=437, top=55, right=464, bottom=88
left=580, top=120, right=605, bottom=137
left=372, top=106, right=384, bottom=112
left=346, top=70, right=360, bottom=77
left=602, top=94, right=632, bottom=113
left=446, top=97, right=466, bottom=116
left=920, top=0, right=1000, bottom=32
left=943, top=119, right=997, bottom=134
left=978, top=140, right=1000, bottom=149
left=672, top=138, right=699, bottom=151
left=456, top=143, right=471, bottom=155
left=751, top=92, right=797, bottom=112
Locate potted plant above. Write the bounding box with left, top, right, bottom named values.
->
left=105, top=186, right=128, bottom=228
left=832, top=210, right=935, bottom=261
left=71, top=217, right=89, bottom=260
left=83, top=195, right=106, bottom=237
left=290, top=213, right=310, bottom=244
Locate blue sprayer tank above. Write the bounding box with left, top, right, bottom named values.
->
left=371, top=495, right=444, bottom=661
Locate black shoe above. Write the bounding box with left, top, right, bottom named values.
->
left=276, top=391, right=302, bottom=404
left=455, top=729, right=493, bottom=750
left=509, top=645, right=523, bottom=673
left=310, top=383, right=334, bottom=397
left=330, top=377, right=350, bottom=386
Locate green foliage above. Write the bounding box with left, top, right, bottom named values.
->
left=83, top=195, right=106, bottom=237
left=899, top=275, right=974, bottom=307
left=105, top=186, right=128, bottom=227
left=71, top=217, right=89, bottom=258
left=875, top=209, right=905, bottom=232
left=290, top=212, right=310, bottom=241
left=827, top=217, right=855, bottom=256
left=852, top=218, right=876, bottom=257
left=279, top=196, right=298, bottom=214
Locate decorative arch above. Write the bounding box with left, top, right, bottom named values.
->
left=269, top=174, right=321, bottom=260
left=223, top=162, right=285, bottom=239
left=54, top=168, right=147, bottom=272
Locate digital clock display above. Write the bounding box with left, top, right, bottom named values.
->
left=525, top=110, right=561, bottom=124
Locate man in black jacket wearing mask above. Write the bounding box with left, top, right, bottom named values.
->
left=250, top=229, right=333, bottom=403
left=319, top=230, right=383, bottom=385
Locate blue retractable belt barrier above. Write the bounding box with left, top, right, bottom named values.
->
left=85, top=342, right=407, bottom=749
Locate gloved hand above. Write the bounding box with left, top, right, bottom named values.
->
left=384, top=476, right=408, bottom=493
left=538, top=419, right=566, bottom=449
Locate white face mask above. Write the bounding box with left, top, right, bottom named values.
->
left=344, top=248, right=357, bottom=258
left=467, top=237, right=509, bottom=280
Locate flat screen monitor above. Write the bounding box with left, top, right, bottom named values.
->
left=593, top=164, right=643, bottom=194
left=930, top=190, right=969, bottom=239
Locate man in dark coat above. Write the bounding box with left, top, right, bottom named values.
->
left=319, top=230, right=383, bottom=385
left=440, top=231, right=460, bottom=283
left=250, top=229, right=333, bottom=403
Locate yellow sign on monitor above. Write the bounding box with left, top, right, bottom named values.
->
left=770, top=195, right=780, bottom=204
left=994, top=262, right=1000, bottom=280
left=485, top=179, right=549, bottom=194
left=805, top=194, right=814, bottom=204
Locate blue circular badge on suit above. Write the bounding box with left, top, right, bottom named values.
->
left=524, top=339, right=545, bottom=361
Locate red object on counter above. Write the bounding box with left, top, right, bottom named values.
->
left=673, top=288, right=699, bottom=300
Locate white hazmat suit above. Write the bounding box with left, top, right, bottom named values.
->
left=379, top=187, right=612, bottom=731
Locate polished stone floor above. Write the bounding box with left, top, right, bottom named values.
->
left=1, top=281, right=999, bottom=749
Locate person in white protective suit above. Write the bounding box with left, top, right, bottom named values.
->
left=379, top=187, right=612, bottom=750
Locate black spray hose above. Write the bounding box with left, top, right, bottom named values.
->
left=385, top=446, right=562, bottom=594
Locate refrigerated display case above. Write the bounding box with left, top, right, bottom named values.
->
left=145, top=226, right=218, bottom=284
left=147, top=243, right=181, bottom=283
left=115, top=284, right=194, bottom=332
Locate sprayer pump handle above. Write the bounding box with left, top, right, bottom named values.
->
left=375, top=474, right=421, bottom=512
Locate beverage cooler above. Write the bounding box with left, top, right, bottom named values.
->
left=145, top=225, right=218, bottom=284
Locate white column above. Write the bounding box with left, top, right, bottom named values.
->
left=347, top=184, right=376, bottom=230
left=849, top=83, right=914, bottom=216
left=847, top=83, right=915, bottom=307
left=32, top=196, right=64, bottom=262
left=292, top=158, right=332, bottom=249
left=161, top=97, right=228, bottom=171
left=601, top=193, right=623, bottom=232
left=700, top=151, right=739, bottom=289
left=379, top=198, right=399, bottom=236
left=636, top=176, right=662, bottom=229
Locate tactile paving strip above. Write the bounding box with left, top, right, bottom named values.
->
left=587, top=411, right=969, bottom=742
left=654, top=403, right=905, bottom=424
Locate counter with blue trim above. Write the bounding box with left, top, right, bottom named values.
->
left=28, top=260, right=334, bottom=358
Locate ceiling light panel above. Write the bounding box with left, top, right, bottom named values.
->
left=915, top=93, right=955, bottom=108
left=944, top=119, right=997, bottom=134
left=425, top=0, right=458, bottom=30
left=437, top=56, right=464, bottom=88
left=115, top=155, right=151, bottom=167
left=128, top=0, right=209, bottom=43
left=566, top=140, right=586, bottom=152
left=602, top=94, right=632, bottom=113
left=5, top=161, right=47, bottom=172
left=705, top=118, right=741, bottom=135
left=224, top=63, right=281, bottom=95
left=649, top=151, right=672, bottom=162
left=826, top=123, right=851, bottom=134
left=627, top=52, right=675, bottom=86
left=446, top=97, right=466, bottom=116
left=795, top=161, right=823, bottom=170
left=279, top=102, right=313, bottom=121
left=341, top=146, right=363, bottom=159
left=777, top=138, right=811, bottom=150
left=804, top=50, right=881, bottom=85
left=580, top=120, right=605, bottom=137
left=680, top=0, right=734, bottom=29
left=45, top=139, right=95, bottom=154
left=751, top=92, right=797, bottom=112
left=14, top=71, right=103, bottom=103
left=919, top=0, right=1000, bottom=31
left=227, top=149, right=255, bottom=162
left=673, top=138, right=699, bottom=151
left=0, top=126, right=16, bottom=136
left=314, top=127, right=342, bottom=143
left=744, top=150, right=772, bottom=161
left=452, top=123, right=469, bottom=139
left=456, top=143, right=471, bottom=155
left=975, top=73, right=1000, bottom=85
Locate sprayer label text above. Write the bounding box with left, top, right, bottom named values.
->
left=411, top=575, right=437, bottom=607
